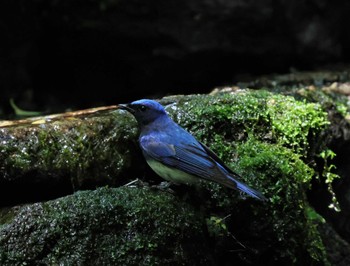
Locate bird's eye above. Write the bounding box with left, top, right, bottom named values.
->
left=139, top=105, right=147, bottom=112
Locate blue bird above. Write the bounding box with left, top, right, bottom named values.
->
left=119, top=99, right=266, bottom=201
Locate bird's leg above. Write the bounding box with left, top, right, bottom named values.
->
left=123, top=178, right=150, bottom=188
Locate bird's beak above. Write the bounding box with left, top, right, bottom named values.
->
left=117, top=104, right=135, bottom=114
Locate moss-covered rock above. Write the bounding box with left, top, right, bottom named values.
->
left=162, top=90, right=334, bottom=264
left=0, top=109, right=138, bottom=184
left=0, top=186, right=211, bottom=265
left=0, top=108, right=140, bottom=205
left=1, top=89, right=348, bottom=264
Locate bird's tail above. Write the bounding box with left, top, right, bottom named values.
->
left=228, top=175, right=267, bottom=201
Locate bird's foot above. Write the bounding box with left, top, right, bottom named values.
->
left=151, top=181, right=175, bottom=194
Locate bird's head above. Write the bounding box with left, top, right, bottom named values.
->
left=118, top=99, right=167, bottom=126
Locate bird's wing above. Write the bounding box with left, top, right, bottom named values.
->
left=199, top=141, right=236, bottom=174
left=199, top=141, right=266, bottom=200
left=140, top=136, right=267, bottom=200
left=140, top=136, right=235, bottom=186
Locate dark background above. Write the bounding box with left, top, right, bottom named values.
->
left=1, top=1, right=350, bottom=262
left=1, top=0, right=350, bottom=117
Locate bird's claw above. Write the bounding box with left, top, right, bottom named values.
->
left=151, top=181, right=175, bottom=194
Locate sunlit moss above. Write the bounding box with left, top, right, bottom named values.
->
left=169, top=90, right=329, bottom=155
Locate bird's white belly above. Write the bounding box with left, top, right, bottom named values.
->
left=146, top=159, right=197, bottom=185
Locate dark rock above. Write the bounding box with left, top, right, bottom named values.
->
left=0, top=187, right=212, bottom=265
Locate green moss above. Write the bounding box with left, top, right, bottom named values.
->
left=0, top=187, right=210, bottom=265
left=166, top=91, right=331, bottom=264
left=0, top=207, right=19, bottom=230
left=266, top=95, right=329, bottom=153
left=32, top=113, right=136, bottom=186
left=235, top=138, right=328, bottom=264
left=168, top=90, right=329, bottom=156
left=0, top=110, right=138, bottom=187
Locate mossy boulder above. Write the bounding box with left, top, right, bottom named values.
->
left=0, top=107, right=141, bottom=205
left=1, top=89, right=349, bottom=264
left=162, top=91, right=333, bottom=264
left=0, top=187, right=210, bottom=265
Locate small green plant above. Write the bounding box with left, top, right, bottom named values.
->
left=206, top=215, right=230, bottom=237
left=319, top=149, right=341, bottom=212
left=9, top=98, right=42, bottom=117
left=335, top=103, right=348, bottom=117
